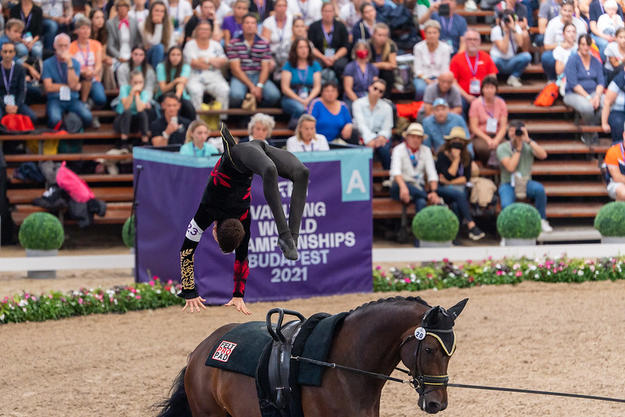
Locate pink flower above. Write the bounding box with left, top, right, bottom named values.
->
left=136, top=295, right=142, bottom=300
left=443, top=258, right=449, bottom=263
left=152, top=275, right=159, bottom=281
left=78, top=298, right=83, bottom=305
left=149, top=281, right=155, bottom=287
left=375, top=265, right=381, bottom=270
left=130, top=287, right=137, bottom=294
left=466, top=260, right=472, bottom=264
left=24, top=293, right=30, bottom=299
left=488, top=256, right=493, bottom=261
left=167, top=280, right=173, bottom=285
left=404, top=278, right=411, bottom=283
left=496, top=270, right=503, bottom=276
left=30, top=295, right=37, bottom=301
left=427, top=273, right=433, bottom=279
left=515, top=270, right=522, bottom=277
left=381, top=272, right=386, bottom=278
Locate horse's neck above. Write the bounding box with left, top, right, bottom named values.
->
left=333, top=303, right=424, bottom=383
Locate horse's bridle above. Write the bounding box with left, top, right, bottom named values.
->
left=399, top=327, right=451, bottom=406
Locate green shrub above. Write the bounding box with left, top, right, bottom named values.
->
left=412, top=206, right=459, bottom=242
left=594, top=202, right=625, bottom=237
left=18, top=212, right=64, bottom=250
left=122, top=216, right=135, bottom=248
left=496, top=203, right=542, bottom=239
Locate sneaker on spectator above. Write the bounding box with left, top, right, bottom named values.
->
left=92, top=117, right=101, bottom=129
left=507, top=75, right=522, bottom=87
left=541, top=219, right=553, bottom=233
left=464, top=0, right=478, bottom=11
left=468, top=225, right=485, bottom=241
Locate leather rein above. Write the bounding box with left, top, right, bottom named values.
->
left=291, top=326, right=451, bottom=396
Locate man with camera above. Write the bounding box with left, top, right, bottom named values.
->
left=496, top=120, right=553, bottom=233
left=490, top=10, right=532, bottom=88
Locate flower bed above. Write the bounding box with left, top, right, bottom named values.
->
left=374, top=256, right=625, bottom=292
left=4, top=256, right=625, bottom=324
left=0, top=277, right=184, bottom=324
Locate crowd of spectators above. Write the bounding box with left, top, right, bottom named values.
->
left=4, top=0, right=625, bottom=241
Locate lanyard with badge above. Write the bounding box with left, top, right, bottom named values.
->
left=482, top=98, right=498, bottom=134
left=255, top=0, right=266, bottom=19
left=465, top=52, right=480, bottom=95
left=296, top=67, right=310, bottom=97
left=323, top=25, right=335, bottom=56
left=298, top=0, right=308, bottom=22
left=79, top=42, right=91, bottom=68
left=301, top=141, right=314, bottom=152
left=2, top=62, right=15, bottom=106
left=56, top=58, right=72, bottom=101
left=276, top=18, right=287, bottom=44
left=21, top=10, right=34, bottom=42
left=441, top=15, right=454, bottom=48
left=356, top=64, right=369, bottom=88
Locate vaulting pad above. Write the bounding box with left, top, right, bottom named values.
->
left=206, top=321, right=273, bottom=377
left=296, top=312, right=349, bottom=386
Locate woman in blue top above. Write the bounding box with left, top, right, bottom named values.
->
left=156, top=46, right=196, bottom=120
left=308, top=81, right=354, bottom=142
left=563, top=33, right=606, bottom=143
left=180, top=120, right=219, bottom=157
left=280, top=37, right=322, bottom=126
left=114, top=70, right=152, bottom=147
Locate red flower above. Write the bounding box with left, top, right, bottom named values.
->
left=468, top=276, right=475, bottom=283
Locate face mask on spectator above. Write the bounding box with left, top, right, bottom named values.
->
left=356, top=50, right=369, bottom=59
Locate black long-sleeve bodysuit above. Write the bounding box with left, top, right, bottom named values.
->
left=179, top=140, right=309, bottom=299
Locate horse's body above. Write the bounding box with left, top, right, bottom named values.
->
left=157, top=297, right=467, bottom=417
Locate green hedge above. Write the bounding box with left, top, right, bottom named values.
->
left=373, top=256, right=625, bottom=292
left=18, top=212, right=64, bottom=250
left=412, top=205, right=459, bottom=242
left=0, top=278, right=183, bottom=324
left=496, top=203, right=542, bottom=239
left=594, top=202, right=625, bottom=237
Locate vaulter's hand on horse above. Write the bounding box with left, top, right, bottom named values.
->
left=183, top=296, right=207, bottom=313
left=225, top=297, right=251, bottom=315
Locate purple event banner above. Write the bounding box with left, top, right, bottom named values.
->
left=133, top=147, right=373, bottom=304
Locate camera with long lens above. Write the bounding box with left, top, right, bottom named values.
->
left=515, top=127, right=523, bottom=136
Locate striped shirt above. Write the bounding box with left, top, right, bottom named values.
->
left=226, top=34, right=271, bottom=73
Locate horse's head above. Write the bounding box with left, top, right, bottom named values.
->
left=399, top=298, right=468, bottom=414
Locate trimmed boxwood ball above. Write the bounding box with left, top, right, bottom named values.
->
left=594, top=202, right=625, bottom=237
left=412, top=206, right=459, bottom=242
left=122, top=216, right=135, bottom=248
left=496, top=203, right=542, bottom=239
left=18, top=212, right=64, bottom=250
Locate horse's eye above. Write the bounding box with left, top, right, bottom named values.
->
left=424, top=347, right=433, bottom=354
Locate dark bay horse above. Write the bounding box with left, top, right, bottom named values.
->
left=157, top=296, right=468, bottom=417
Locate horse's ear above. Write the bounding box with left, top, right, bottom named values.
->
left=422, top=306, right=442, bottom=327
left=448, top=298, right=469, bottom=319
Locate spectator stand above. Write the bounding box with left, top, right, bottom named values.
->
left=0, top=2, right=615, bottom=244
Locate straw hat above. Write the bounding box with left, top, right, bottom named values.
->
left=403, top=123, right=427, bottom=138
left=443, top=126, right=470, bottom=142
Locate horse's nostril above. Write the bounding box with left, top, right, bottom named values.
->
left=426, top=401, right=441, bottom=413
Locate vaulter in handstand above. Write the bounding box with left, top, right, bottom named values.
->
left=179, top=123, right=309, bottom=315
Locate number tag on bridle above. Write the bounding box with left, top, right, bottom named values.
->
left=414, top=327, right=426, bottom=340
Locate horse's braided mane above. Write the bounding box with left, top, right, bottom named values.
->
left=348, top=296, right=431, bottom=314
